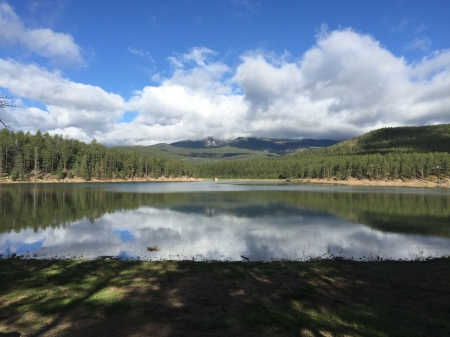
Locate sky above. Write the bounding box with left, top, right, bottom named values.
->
left=0, top=0, right=450, bottom=145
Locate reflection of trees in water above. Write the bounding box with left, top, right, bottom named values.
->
left=0, top=186, right=449, bottom=237
left=0, top=186, right=190, bottom=234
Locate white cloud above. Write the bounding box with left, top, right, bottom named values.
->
left=0, top=3, right=83, bottom=65
left=0, top=59, right=125, bottom=136
left=128, top=47, right=155, bottom=62
left=230, top=29, right=450, bottom=139
left=167, top=47, right=216, bottom=68
left=2, top=28, right=450, bottom=145
left=406, top=37, right=432, bottom=52
left=101, top=47, right=248, bottom=145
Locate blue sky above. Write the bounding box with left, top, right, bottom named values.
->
left=1, top=0, right=450, bottom=145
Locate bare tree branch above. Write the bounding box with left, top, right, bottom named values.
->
left=0, top=96, right=16, bottom=130
left=0, top=119, right=10, bottom=129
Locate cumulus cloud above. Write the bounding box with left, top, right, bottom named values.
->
left=110, top=47, right=248, bottom=145
left=231, top=29, right=450, bottom=139
left=0, top=3, right=83, bottom=65
left=0, top=59, right=125, bottom=138
left=2, top=28, right=450, bottom=145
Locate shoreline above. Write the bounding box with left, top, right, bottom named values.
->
left=294, top=177, right=450, bottom=188
left=1, top=176, right=449, bottom=188
left=0, top=175, right=203, bottom=184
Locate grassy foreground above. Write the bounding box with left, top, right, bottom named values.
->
left=1, top=258, right=449, bottom=337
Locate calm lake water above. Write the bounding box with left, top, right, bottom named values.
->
left=1, top=181, right=449, bottom=261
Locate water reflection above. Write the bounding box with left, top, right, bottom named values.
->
left=1, top=182, right=449, bottom=260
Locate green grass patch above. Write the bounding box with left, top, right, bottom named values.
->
left=0, top=258, right=449, bottom=336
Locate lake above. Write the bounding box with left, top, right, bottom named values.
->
left=1, top=181, right=449, bottom=261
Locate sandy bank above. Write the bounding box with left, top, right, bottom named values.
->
left=0, top=175, right=202, bottom=184
left=297, top=177, right=450, bottom=188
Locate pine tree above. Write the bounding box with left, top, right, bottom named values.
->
left=0, top=148, right=2, bottom=180
left=56, top=159, right=65, bottom=180
left=73, top=161, right=79, bottom=176
left=14, top=152, right=24, bottom=181
left=80, top=154, right=90, bottom=181
left=94, top=162, right=101, bottom=179
left=34, top=146, right=39, bottom=182
left=137, top=157, right=144, bottom=178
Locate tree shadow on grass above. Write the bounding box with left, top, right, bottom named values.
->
left=1, top=258, right=450, bottom=336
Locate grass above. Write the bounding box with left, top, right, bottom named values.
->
left=0, top=258, right=449, bottom=336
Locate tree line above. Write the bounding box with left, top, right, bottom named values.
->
left=1, top=128, right=449, bottom=183
left=326, top=124, right=450, bottom=154
left=197, top=125, right=450, bottom=180
left=0, top=129, right=196, bottom=181
left=196, top=150, right=450, bottom=181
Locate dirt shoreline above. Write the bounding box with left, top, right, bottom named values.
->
left=0, top=176, right=203, bottom=184
left=296, top=177, right=450, bottom=188
left=1, top=176, right=449, bottom=188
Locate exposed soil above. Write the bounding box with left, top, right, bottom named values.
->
left=2, top=174, right=448, bottom=189
left=0, top=174, right=202, bottom=184
left=301, top=177, right=450, bottom=188
left=1, top=258, right=449, bottom=336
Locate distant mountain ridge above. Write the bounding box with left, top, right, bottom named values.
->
left=170, top=137, right=339, bottom=154
left=114, top=136, right=339, bottom=163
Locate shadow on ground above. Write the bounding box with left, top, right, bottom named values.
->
left=1, top=258, right=449, bottom=336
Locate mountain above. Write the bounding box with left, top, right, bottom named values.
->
left=171, top=137, right=338, bottom=153
left=114, top=137, right=339, bottom=163
left=327, top=124, right=450, bottom=155
left=195, top=124, right=450, bottom=180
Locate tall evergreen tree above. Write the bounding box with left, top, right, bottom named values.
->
left=80, top=154, right=90, bottom=181
left=56, top=159, right=65, bottom=180
left=34, top=146, right=39, bottom=182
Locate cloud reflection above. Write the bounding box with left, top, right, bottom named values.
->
left=2, top=205, right=450, bottom=261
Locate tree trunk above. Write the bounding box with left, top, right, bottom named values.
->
left=34, top=147, right=39, bottom=182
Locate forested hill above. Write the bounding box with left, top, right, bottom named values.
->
left=196, top=124, right=450, bottom=180
left=327, top=124, right=450, bottom=155
left=0, top=129, right=195, bottom=182
left=1, top=124, right=449, bottom=183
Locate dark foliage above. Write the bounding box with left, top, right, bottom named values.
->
left=195, top=125, right=450, bottom=180
left=0, top=129, right=196, bottom=181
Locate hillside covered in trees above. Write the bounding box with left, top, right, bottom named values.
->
left=0, top=129, right=196, bottom=182
left=196, top=124, right=450, bottom=181
left=327, top=124, right=450, bottom=155
left=0, top=124, right=449, bottom=183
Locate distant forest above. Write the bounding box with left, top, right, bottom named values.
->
left=0, top=124, right=449, bottom=182
left=197, top=151, right=450, bottom=180
left=0, top=129, right=196, bottom=181
left=198, top=124, right=450, bottom=180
